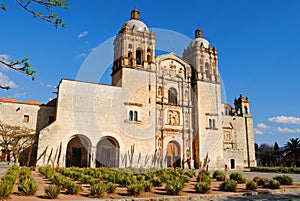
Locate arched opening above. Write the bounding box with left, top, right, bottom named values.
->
left=212, top=119, right=216, bottom=129
left=96, top=137, right=119, bottom=168
left=209, top=119, right=212, bottom=128
left=244, top=106, right=248, bottom=114
left=168, top=87, right=177, bottom=105
left=134, top=111, right=138, bottom=121
left=66, top=135, right=91, bottom=168
left=129, top=111, right=133, bottom=121
left=167, top=141, right=181, bottom=168
left=230, top=159, right=235, bottom=169
left=205, top=62, right=210, bottom=75
left=136, top=49, right=143, bottom=65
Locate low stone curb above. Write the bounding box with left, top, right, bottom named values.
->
left=63, top=187, right=300, bottom=201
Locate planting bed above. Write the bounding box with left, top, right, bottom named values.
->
left=0, top=167, right=299, bottom=201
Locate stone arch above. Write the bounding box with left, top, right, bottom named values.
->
left=136, top=48, right=143, bottom=65
left=66, top=135, right=91, bottom=168
left=166, top=140, right=181, bottom=168
left=96, top=136, right=120, bottom=168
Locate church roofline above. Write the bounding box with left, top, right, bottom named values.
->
left=59, top=78, right=122, bottom=89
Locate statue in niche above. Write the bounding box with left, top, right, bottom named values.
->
left=185, top=90, right=188, bottom=99
left=157, top=137, right=162, bottom=148
left=158, top=86, right=163, bottom=96
left=185, top=113, right=189, bottom=124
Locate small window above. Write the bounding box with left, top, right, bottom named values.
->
left=23, top=115, right=29, bottom=123
left=128, top=44, right=132, bottom=49
left=209, top=119, right=212, bottom=129
left=212, top=119, right=216, bottom=128
left=129, top=111, right=133, bottom=121
left=168, top=88, right=177, bottom=105
left=134, top=111, right=138, bottom=121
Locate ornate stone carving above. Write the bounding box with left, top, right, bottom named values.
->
left=167, top=110, right=180, bottom=126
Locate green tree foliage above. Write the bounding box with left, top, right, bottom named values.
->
left=0, top=0, right=69, bottom=89
left=284, top=138, right=300, bottom=167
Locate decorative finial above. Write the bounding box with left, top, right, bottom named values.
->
left=195, top=28, right=203, bottom=38
left=131, top=9, right=140, bottom=20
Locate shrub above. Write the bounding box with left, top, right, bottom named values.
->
left=179, top=174, right=190, bottom=183
left=166, top=180, right=184, bottom=195
left=219, top=179, right=237, bottom=192
left=0, top=181, right=13, bottom=199
left=213, top=170, right=226, bottom=181
left=246, top=181, right=257, bottom=190
left=252, top=176, right=261, bottom=183
left=106, top=182, right=118, bottom=194
left=229, top=172, right=246, bottom=183
left=194, top=182, right=211, bottom=194
left=197, top=171, right=210, bottom=183
left=150, top=177, right=163, bottom=187
left=273, top=175, right=293, bottom=185
left=65, top=181, right=81, bottom=195
left=127, top=183, right=144, bottom=196
left=90, top=182, right=106, bottom=198
left=51, top=174, right=65, bottom=187
left=185, top=170, right=196, bottom=178
left=143, top=181, right=153, bottom=192
left=262, top=179, right=280, bottom=189
left=45, top=184, right=61, bottom=199
left=18, top=178, right=38, bottom=196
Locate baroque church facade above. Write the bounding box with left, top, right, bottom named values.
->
left=0, top=9, right=255, bottom=169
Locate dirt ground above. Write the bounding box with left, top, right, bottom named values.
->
left=4, top=170, right=300, bottom=201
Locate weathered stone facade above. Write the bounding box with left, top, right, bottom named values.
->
left=0, top=9, right=255, bottom=169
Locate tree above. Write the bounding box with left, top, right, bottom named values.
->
left=0, top=0, right=69, bottom=89
left=0, top=122, right=35, bottom=163
left=257, top=144, right=275, bottom=167
left=284, top=138, right=300, bottom=167
left=273, top=141, right=282, bottom=166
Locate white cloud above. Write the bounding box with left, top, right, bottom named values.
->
left=269, top=116, right=300, bottom=125
left=255, top=128, right=265, bottom=135
left=79, top=53, right=87, bottom=58
left=277, top=127, right=300, bottom=134
left=78, top=31, right=88, bottom=38
left=257, top=123, right=269, bottom=129
left=0, top=72, right=17, bottom=88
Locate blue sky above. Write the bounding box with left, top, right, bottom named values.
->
left=1, top=0, right=300, bottom=146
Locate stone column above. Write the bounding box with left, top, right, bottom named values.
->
left=90, top=147, right=97, bottom=168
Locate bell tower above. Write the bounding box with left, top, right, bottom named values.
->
left=112, top=9, right=156, bottom=86
left=183, top=29, right=219, bottom=83
left=183, top=29, right=224, bottom=169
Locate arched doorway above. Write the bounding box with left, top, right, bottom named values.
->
left=96, top=137, right=119, bottom=168
left=167, top=141, right=181, bottom=168
left=230, top=159, right=235, bottom=169
left=66, top=135, right=91, bottom=168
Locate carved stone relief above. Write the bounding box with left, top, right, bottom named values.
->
left=167, top=110, right=180, bottom=126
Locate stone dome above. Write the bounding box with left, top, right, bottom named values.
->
left=190, top=29, right=210, bottom=48
left=125, top=19, right=149, bottom=32
left=122, top=9, right=149, bottom=32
